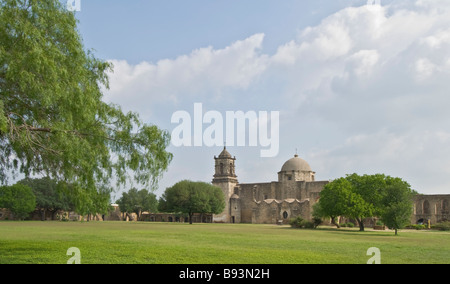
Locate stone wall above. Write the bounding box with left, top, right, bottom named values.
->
left=251, top=199, right=310, bottom=224
left=141, top=213, right=213, bottom=223
left=413, top=194, right=450, bottom=224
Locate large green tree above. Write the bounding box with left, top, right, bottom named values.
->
left=0, top=1, right=172, bottom=203
left=315, top=177, right=371, bottom=229
left=116, top=188, right=158, bottom=220
left=315, top=173, right=416, bottom=232
left=379, top=177, right=416, bottom=235
left=19, top=177, right=73, bottom=220
left=0, top=183, right=36, bottom=220
left=159, top=180, right=225, bottom=224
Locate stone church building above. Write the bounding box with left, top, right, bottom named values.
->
left=212, top=147, right=328, bottom=224
left=211, top=147, right=450, bottom=225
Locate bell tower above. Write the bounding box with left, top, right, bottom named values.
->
left=212, top=146, right=238, bottom=223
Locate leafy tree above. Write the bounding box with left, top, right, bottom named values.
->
left=316, top=173, right=416, bottom=232
left=379, top=177, right=416, bottom=235
left=0, top=0, right=172, bottom=205
left=0, top=183, right=36, bottom=220
left=314, top=178, right=353, bottom=228
left=159, top=180, right=225, bottom=224
left=18, top=177, right=73, bottom=220
left=69, top=184, right=112, bottom=221
left=116, top=188, right=158, bottom=220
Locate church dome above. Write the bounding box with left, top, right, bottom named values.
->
left=280, top=155, right=312, bottom=172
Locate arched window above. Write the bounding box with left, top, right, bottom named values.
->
left=220, top=163, right=224, bottom=175
left=283, top=211, right=288, bottom=219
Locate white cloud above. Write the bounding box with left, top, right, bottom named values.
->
left=415, top=58, right=437, bottom=80
left=105, top=33, right=268, bottom=110
left=310, top=129, right=450, bottom=194
left=105, top=1, right=450, bottom=194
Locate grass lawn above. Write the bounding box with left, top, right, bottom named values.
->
left=0, top=221, right=448, bottom=264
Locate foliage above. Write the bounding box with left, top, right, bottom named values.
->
left=69, top=184, right=112, bottom=220
left=378, top=178, right=416, bottom=235
left=432, top=222, right=450, bottom=231
left=0, top=0, right=172, bottom=206
left=159, top=180, right=225, bottom=224
left=116, top=188, right=158, bottom=220
left=344, top=174, right=384, bottom=231
left=314, top=173, right=416, bottom=233
left=313, top=177, right=366, bottom=229
left=312, top=217, right=323, bottom=228
left=289, top=216, right=317, bottom=229
left=289, top=216, right=304, bottom=228
left=18, top=177, right=73, bottom=220
left=0, top=183, right=36, bottom=219
left=406, top=224, right=426, bottom=230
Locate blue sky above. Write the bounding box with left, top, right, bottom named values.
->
left=76, top=0, right=365, bottom=63
left=68, top=0, right=450, bottom=199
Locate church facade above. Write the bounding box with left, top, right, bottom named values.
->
left=212, top=147, right=328, bottom=224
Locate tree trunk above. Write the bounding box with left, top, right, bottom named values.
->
left=356, top=218, right=365, bottom=231
left=189, top=213, right=193, bottom=224
left=331, top=216, right=340, bottom=228
left=40, top=208, right=46, bottom=221
left=395, top=228, right=398, bottom=236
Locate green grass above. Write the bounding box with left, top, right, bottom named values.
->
left=0, top=221, right=449, bottom=264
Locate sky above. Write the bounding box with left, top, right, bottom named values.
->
left=69, top=0, right=450, bottom=199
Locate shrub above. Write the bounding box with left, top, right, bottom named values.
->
left=0, top=184, right=36, bottom=220
left=302, top=221, right=315, bottom=229
left=289, top=217, right=317, bottom=229
left=289, top=217, right=304, bottom=228
left=313, top=217, right=322, bottom=229
left=432, top=222, right=450, bottom=231
left=410, top=224, right=426, bottom=230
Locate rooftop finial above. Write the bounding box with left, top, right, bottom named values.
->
left=295, top=148, right=299, bottom=158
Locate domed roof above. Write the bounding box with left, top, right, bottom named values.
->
left=218, top=147, right=232, bottom=158
left=280, top=155, right=312, bottom=172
